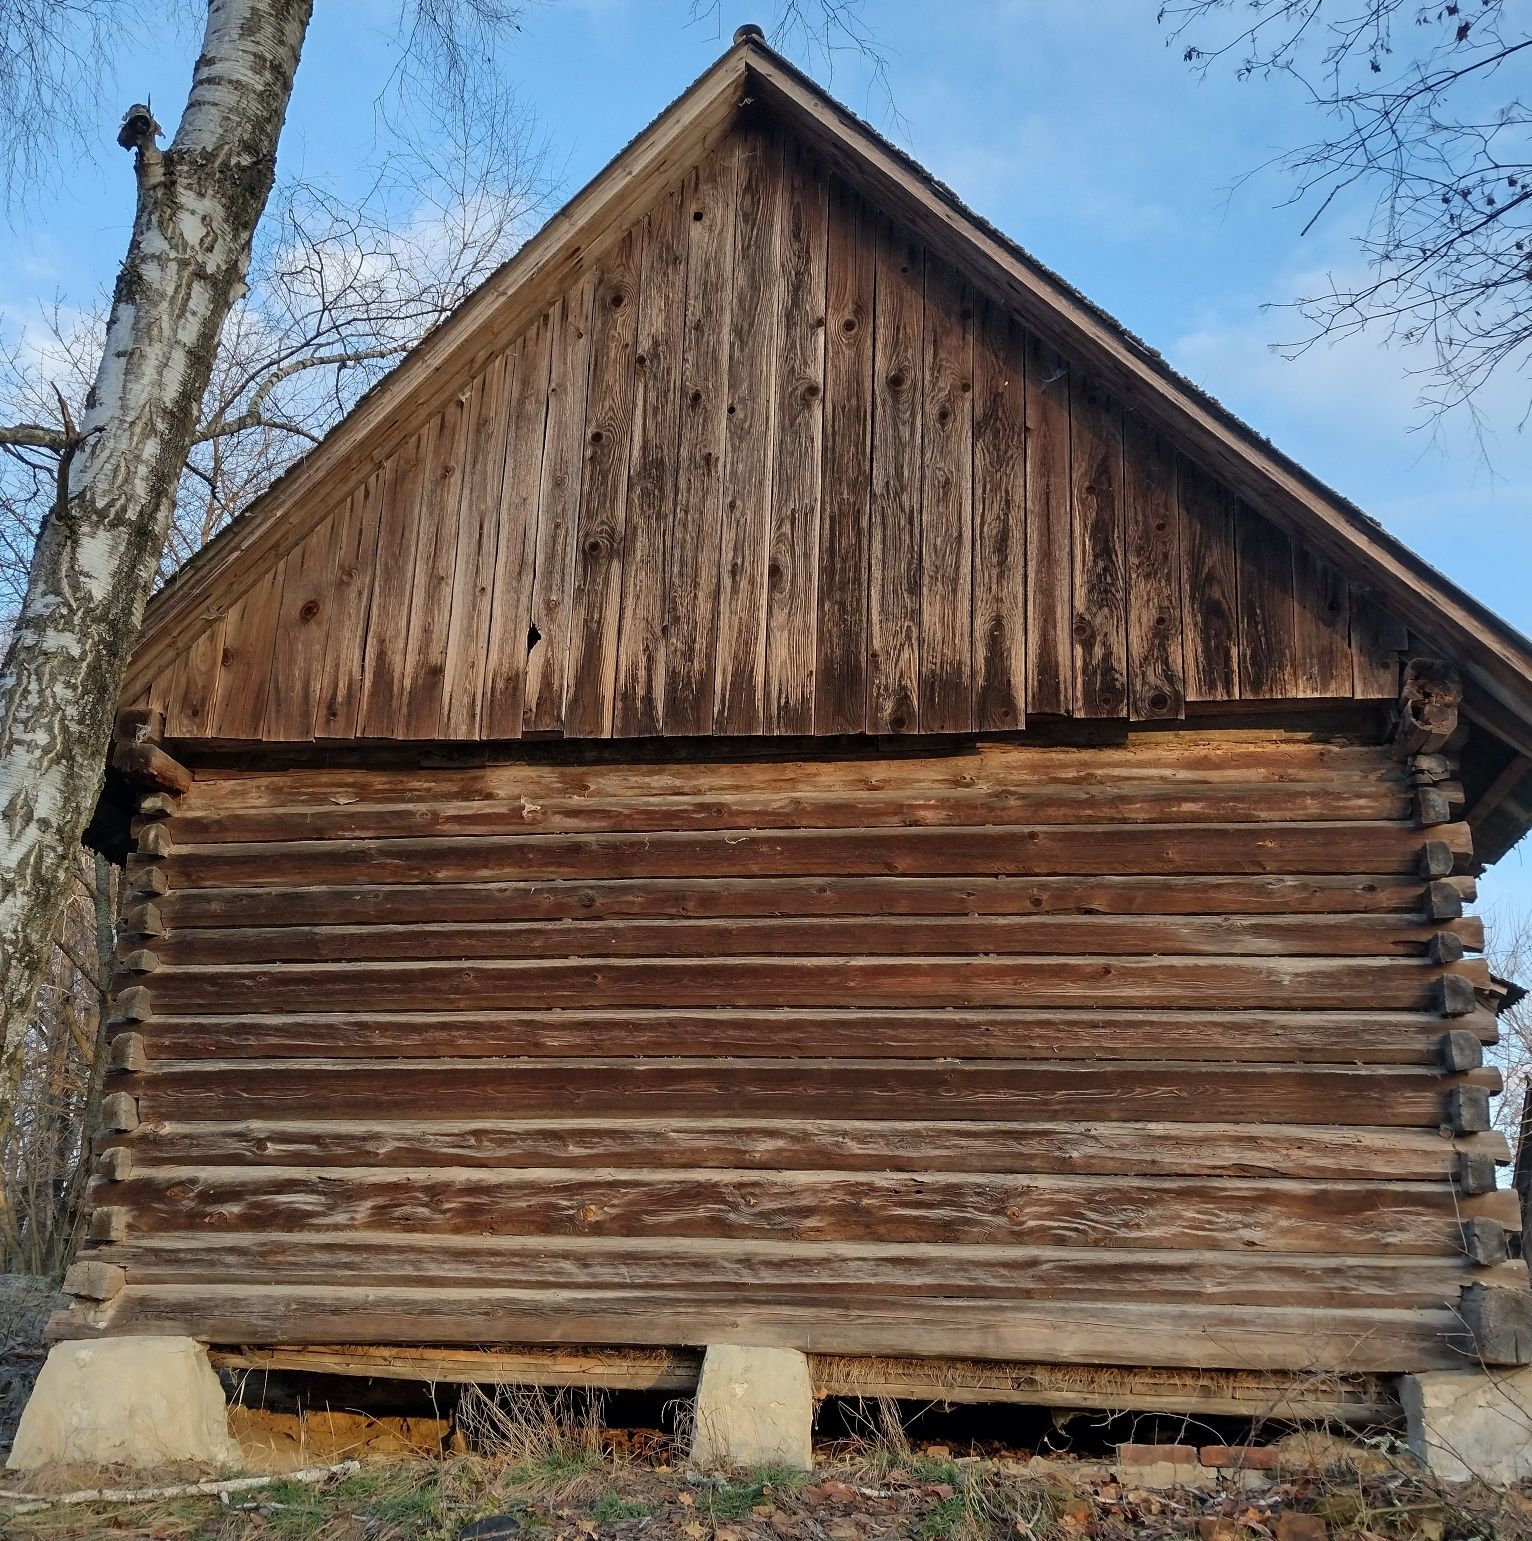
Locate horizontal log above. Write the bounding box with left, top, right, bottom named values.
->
left=135, top=1006, right=1494, bottom=1065
left=60, top=1284, right=1471, bottom=1371
left=103, top=1118, right=1512, bottom=1180
left=185, top=740, right=1405, bottom=810
left=166, top=781, right=1413, bottom=844
left=146, top=956, right=1491, bottom=1014
left=152, top=913, right=1482, bottom=968
left=120, top=1057, right=1499, bottom=1127
left=111, top=740, right=191, bottom=796
left=104, top=1166, right=1517, bottom=1252
left=105, top=1233, right=1513, bottom=1309
left=166, top=822, right=1475, bottom=889
left=162, top=874, right=1449, bottom=930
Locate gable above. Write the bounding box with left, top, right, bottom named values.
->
left=130, top=112, right=1413, bottom=744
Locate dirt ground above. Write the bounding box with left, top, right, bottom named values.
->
left=3, top=1426, right=1532, bottom=1540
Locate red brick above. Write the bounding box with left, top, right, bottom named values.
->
left=1115, top=1443, right=1200, bottom=1466
left=1200, top=1445, right=1282, bottom=1471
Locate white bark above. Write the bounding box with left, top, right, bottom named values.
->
left=0, top=0, right=312, bottom=1121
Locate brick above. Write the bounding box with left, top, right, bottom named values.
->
left=1116, top=1443, right=1200, bottom=1466
left=1200, top=1445, right=1282, bottom=1471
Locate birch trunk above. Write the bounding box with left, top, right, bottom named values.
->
left=0, top=0, right=311, bottom=1121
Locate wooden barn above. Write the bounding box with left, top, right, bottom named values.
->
left=59, top=30, right=1532, bottom=1425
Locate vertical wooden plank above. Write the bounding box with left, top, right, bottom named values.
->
left=918, top=253, right=974, bottom=734
left=1023, top=332, right=1072, bottom=716
left=766, top=143, right=829, bottom=736
left=162, top=617, right=226, bottom=739
left=207, top=559, right=286, bottom=739
left=1178, top=455, right=1240, bottom=703
left=443, top=357, right=510, bottom=739
left=401, top=396, right=471, bottom=738
left=481, top=317, right=554, bottom=740
left=523, top=276, right=596, bottom=736
left=869, top=214, right=923, bottom=735
left=713, top=127, right=785, bottom=735
left=663, top=146, right=736, bottom=737
left=261, top=516, right=339, bottom=741
left=315, top=475, right=383, bottom=740
left=1290, top=541, right=1353, bottom=697
left=1123, top=411, right=1184, bottom=721
left=1351, top=590, right=1410, bottom=699
left=971, top=297, right=1026, bottom=732
left=813, top=176, right=874, bottom=736
left=1235, top=503, right=1297, bottom=700
left=566, top=227, right=643, bottom=738
left=1070, top=372, right=1127, bottom=718
left=358, top=425, right=434, bottom=738
left=614, top=188, right=688, bottom=739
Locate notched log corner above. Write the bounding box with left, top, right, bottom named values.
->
left=1459, top=1282, right=1532, bottom=1366
left=1395, top=659, right=1463, bottom=758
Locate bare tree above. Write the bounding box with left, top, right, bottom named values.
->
left=1162, top=1, right=1532, bottom=428
left=0, top=126, right=548, bottom=613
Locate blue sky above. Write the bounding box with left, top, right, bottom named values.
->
left=5, top=0, right=1531, bottom=921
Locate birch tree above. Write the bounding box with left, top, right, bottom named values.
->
left=0, top=0, right=312, bottom=1116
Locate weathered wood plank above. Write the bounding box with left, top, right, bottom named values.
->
left=713, top=126, right=784, bottom=734
left=155, top=912, right=1471, bottom=969
left=1351, top=590, right=1409, bottom=700
left=102, top=1165, right=1511, bottom=1250
left=764, top=140, right=828, bottom=735
left=1070, top=372, right=1127, bottom=717
left=357, top=426, right=435, bottom=738
left=63, top=1284, right=1470, bottom=1371
left=523, top=277, right=597, bottom=735
left=107, top=1234, right=1495, bottom=1310
left=207, top=559, right=286, bottom=740
left=138, top=1002, right=1480, bottom=1063
left=162, top=873, right=1439, bottom=930
left=814, top=175, right=875, bottom=735
left=1236, top=503, right=1297, bottom=700
left=480, top=317, right=554, bottom=739
left=165, top=820, right=1472, bottom=887
left=104, top=1118, right=1509, bottom=1180
left=918, top=252, right=973, bottom=733
left=1291, top=542, right=1353, bottom=698
left=1123, top=411, right=1183, bottom=721
left=260, top=513, right=338, bottom=743
left=123, top=1056, right=1495, bottom=1129
left=400, top=395, right=472, bottom=738
left=442, top=358, right=510, bottom=737
left=162, top=616, right=226, bottom=740
left=613, top=187, right=687, bottom=738
left=1023, top=331, right=1071, bottom=716
left=869, top=213, right=923, bottom=733
left=1179, top=456, right=1239, bottom=702
left=166, top=779, right=1412, bottom=843
left=565, top=228, right=643, bottom=737
left=971, top=297, right=1026, bottom=730
left=314, top=475, right=383, bottom=739
left=664, top=148, right=736, bottom=736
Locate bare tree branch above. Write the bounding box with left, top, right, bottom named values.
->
left=1163, top=0, right=1532, bottom=433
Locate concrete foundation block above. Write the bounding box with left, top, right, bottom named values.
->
left=6, top=1336, right=238, bottom=1471
left=690, top=1344, right=813, bottom=1471
left=1399, top=1368, right=1532, bottom=1484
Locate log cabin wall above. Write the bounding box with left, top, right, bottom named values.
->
left=134, top=119, right=1407, bottom=747
left=70, top=723, right=1519, bottom=1372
